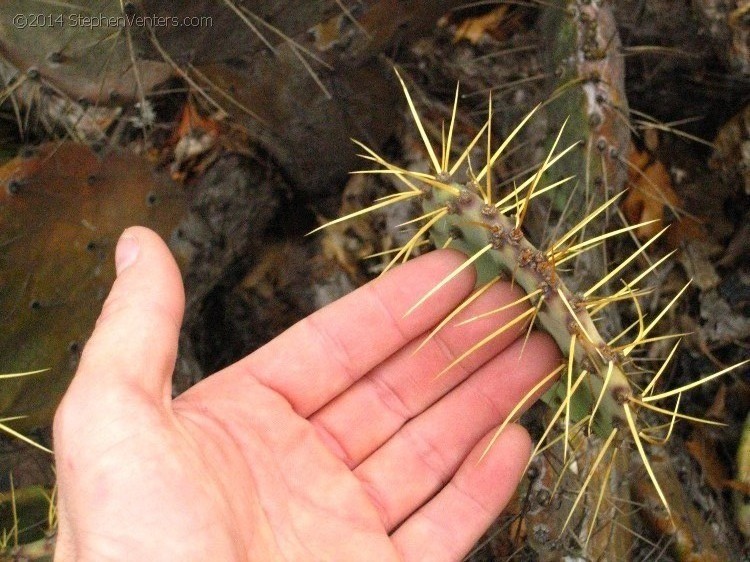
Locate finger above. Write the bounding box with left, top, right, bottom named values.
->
left=354, top=332, right=560, bottom=531
left=310, top=279, right=529, bottom=467
left=222, top=249, right=476, bottom=416
left=391, top=424, right=530, bottom=562
left=65, top=227, right=184, bottom=406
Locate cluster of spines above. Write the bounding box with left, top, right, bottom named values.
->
left=312, top=72, right=748, bottom=537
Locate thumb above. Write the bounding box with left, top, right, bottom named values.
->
left=66, top=226, right=184, bottom=408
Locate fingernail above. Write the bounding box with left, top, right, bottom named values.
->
left=115, top=231, right=139, bottom=275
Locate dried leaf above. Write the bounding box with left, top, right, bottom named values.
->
left=622, top=144, right=680, bottom=240
left=679, top=239, right=722, bottom=291
left=622, top=142, right=707, bottom=248
left=452, top=6, right=509, bottom=45
left=710, top=102, right=750, bottom=196
left=686, top=385, right=730, bottom=493
left=699, top=289, right=750, bottom=344
left=686, top=436, right=731, bottom=493
left=168, top=101, right=223, bottom=181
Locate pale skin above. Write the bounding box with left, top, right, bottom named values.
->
left=53, top=226, right=561, bottom=561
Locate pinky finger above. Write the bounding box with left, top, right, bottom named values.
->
left=390, top=424, right=531, bottom=562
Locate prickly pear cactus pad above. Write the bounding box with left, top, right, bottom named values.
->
left=313, top=73, right=749, bottom=558
left=0, top=1, right=172, bottom=104
left=0, top=142, right=185, bottom=430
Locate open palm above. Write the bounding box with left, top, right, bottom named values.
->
left=53, top=227, right=559, bottom=562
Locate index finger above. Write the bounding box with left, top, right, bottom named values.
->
left=223, top=249, right=477, bottom=416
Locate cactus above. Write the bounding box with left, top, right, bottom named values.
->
left=0, top=1, right=171, bottom=105
left=0, top=1, right=467, bottom=210
left=538, top=0, right=631, bottom=302
left=0, top=142, right=185, bottom=430
left=735, top=411, right=750, bottom=538
left=541, top=0, right=630, bottom=206
left=314, top=73, right=748, bottom=557
left=0, top=2, right=745, bottom=558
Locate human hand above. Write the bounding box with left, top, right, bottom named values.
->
left=53, top=227, right=560, bottom=561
